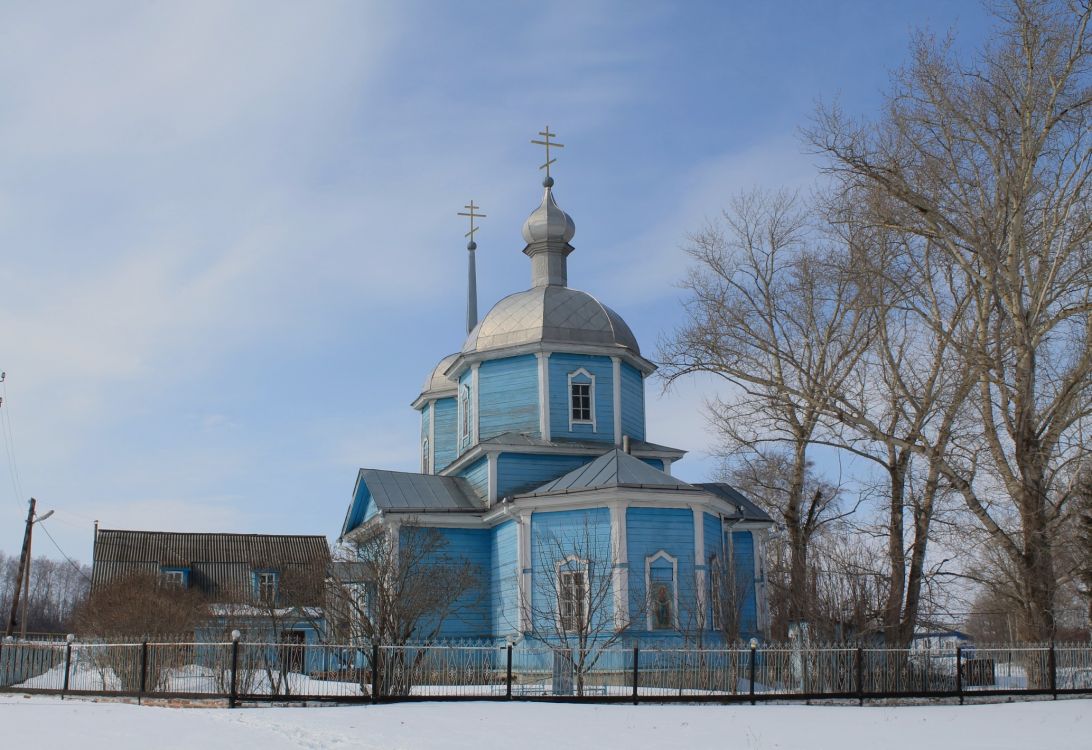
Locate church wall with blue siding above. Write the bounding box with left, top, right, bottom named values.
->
left=490, top=520, right=519, bottom=637
left=548, top=354, right=614, bottom=442
left=731, top=530, right=758, bottom=635
left=413, top=526, right=492, bottom=639
left=433, top=397, right=457, bottom=470
left=496, top=453, right=592, bottom=498
left=625, top=507, right=697, bottom=634
left=478, top=355, right=539, bottom=440
left=620, top=363, right=645, bottom=441
left=529, top=508, right=613, bottom=637
left=459, top=457, right=490, bottom=500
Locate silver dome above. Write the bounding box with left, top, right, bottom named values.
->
left=462, top=286, right=640, bottom=355
left=522, top=185, right=576, bottom=245
left=420, top=353, right=459, bottom=397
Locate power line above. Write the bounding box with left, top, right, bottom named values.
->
left=37, top=519, right=92, bottom=584
left=0, top=372, right=27, bottom=514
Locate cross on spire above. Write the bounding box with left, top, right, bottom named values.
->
left=531, top=126, right=564, bottom=183
left=457, top=200, right=486, bottom=245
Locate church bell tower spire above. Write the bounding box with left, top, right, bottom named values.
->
left=458, top=200, right=486, bottom=334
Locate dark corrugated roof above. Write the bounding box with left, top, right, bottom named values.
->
left=91, top=529, right=330, bottom=603
left=527, top=448, right=698, bottom=495
left=694, top=483, right=773, bottom=523
left=360, top=469, right=482, bottom=512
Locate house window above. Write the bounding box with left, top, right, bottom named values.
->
left=160, top=569, right=186, bottom=588
left=566, top=368, right=595, bottom=430
left=557, top=560, right=589, bottom=633
left=571, top=382, right=591, bottom=422
left=460, top=385, right=471, bottom=438
left=646, top=551, right=677, bottom=631
left=256, top=571, right=278, bottom=603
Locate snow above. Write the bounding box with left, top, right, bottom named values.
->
left=0, top=694, right=1088, bottom=750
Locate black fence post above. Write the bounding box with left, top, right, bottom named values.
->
left=856, top=646, right=864, bottom=706
left=1049, top=642, right=1057, bottom=699
left=62, top=636, right=73, bottom=699
left=505, top=644, right=513, bottom=700
left=371, top=643, right=380, bottom=704
left=229, top=635, right=240, bottom=709
left=749, top=643, right=757, bottom=705
left=955, top=645, right=963, bottom=705
left=139, top=641, right=148, bottom=703
left=632, top=646, right=639, bottom=705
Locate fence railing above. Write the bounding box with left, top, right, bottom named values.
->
left=1, top=638, right=1090, bottom=705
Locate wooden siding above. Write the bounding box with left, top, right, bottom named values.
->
left=529, top=508, right=613, bottom=634
left=341, top=480, right=379, bottom=537
left=620, top=362, right=645, bottom=441
left=626, top=507, right=696, bottom=630
left=478, top=355, right=539, bottom=441
left=496, top=453, right=593, bottom=498
left=640, top=458, right=664, bottom=471
left=458, top=456, right=490, bottom=500
left=433, top=397, right=457, bottom=470
left=731, top=530, right=758, bottom=636
left=490, top=520, right=519, bottom=636
left=548, top=354, right=614, bottom=443
left=419, top=403, right=432, bottom=470
left=417, top=526, right=492, bottom=639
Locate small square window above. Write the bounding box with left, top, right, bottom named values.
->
left=160, top=570, right=186, bottom=588
left=570, top=382, right=591, bottom=422
left=257, top=571, right=278, bottom=603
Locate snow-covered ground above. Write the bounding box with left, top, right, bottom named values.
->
left=1, top=693, right=1087, bottom=749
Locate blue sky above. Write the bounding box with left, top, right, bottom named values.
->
left=0, top=1, right=993, bottom=561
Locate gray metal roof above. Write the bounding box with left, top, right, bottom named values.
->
left=463, top=285, right=640, bottom=355
left=360, top=468, right=483, bottom=512
left=419, top=352, right=459, bottom=397
left=694, top=483, right=774, bottom=523
left=527, top=448, right=697, bottom=495
left=91, top=529, right=330, bottom=603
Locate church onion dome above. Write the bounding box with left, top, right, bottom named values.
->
left=462, top=285, right=640, bottom=355
left=419, top=353, right=459, bottom=400
left=522, top=183, right=576, bottom=245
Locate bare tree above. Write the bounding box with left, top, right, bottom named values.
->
left=810, top=0, right=1092, bottom=639
left=522, top=519, right=636, bottom=697
left=662, top=189, right=872, bottom=626
left=328, top=523, right=481, bottom=696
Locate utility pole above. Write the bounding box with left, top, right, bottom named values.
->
left=5, top=497, right=35, bottom=638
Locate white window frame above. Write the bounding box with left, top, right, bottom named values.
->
left=645, top=550, right=678, bottom=631
left=567, top=368, right=596, bottom=432
left=422, top=437, right=430, bottom=474
left=555, top=556, right=590, bottom=634
left=459, top=384, right=471, bottom=440
left=160, top=569, right=186, bottom=588
left=256, top=570, right=278, bottom=604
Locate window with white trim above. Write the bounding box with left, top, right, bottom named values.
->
left=422, top=438, right=430, bottom=474
left=460, top=385, right=471, bottom=438
left=255, top=571, right=278, bottom=603
left=567, top=368, right=595, bottom=430
left=160, top=569, right=186, bottom=588
left=557, top=558, right=589, bottom=633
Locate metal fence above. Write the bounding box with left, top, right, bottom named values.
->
left=1, top=638, right=1090, bottom=705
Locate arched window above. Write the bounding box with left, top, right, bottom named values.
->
left=556, top=556, right=590, bottom=633
left=422, top=438, right=430, bottom=474
left=567, top=368, right=595, bottom=431
left=460, top=385, right=471, bottom=439
left=645, top=551, right=678, bottom=631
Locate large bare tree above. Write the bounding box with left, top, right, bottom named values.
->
left=661, top=189, right=872, bottom=625
left=810, top=0, right=1092, bottom=639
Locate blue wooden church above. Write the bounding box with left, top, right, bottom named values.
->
left=339, top=139, right=772, bottom=647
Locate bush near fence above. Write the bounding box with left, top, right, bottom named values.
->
left=1, top=637, right=1090, bottom=705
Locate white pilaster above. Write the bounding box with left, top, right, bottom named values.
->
left=487, top=452, right=498, bottom=506
left=662, top=458, right=673, bottom=476
left=611, top=356, right=622, bottom=445
left=610, top=502, right=629, bottom=631
left=471, top=363, right=480, bottom=445
left=428, top=400, right=436, bottom=474
left=518, top=511, right=532, bottom=633
left=536, top=352, right=551, bottom=441
left=693, top=506, right=707, bottom=631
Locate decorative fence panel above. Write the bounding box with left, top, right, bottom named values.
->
left=1, top=638, right=1090, bottom=705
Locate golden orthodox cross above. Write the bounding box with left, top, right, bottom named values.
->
left=531, top=126, right=564, bottom=180
left=458, top=200, right=486, bottom=243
